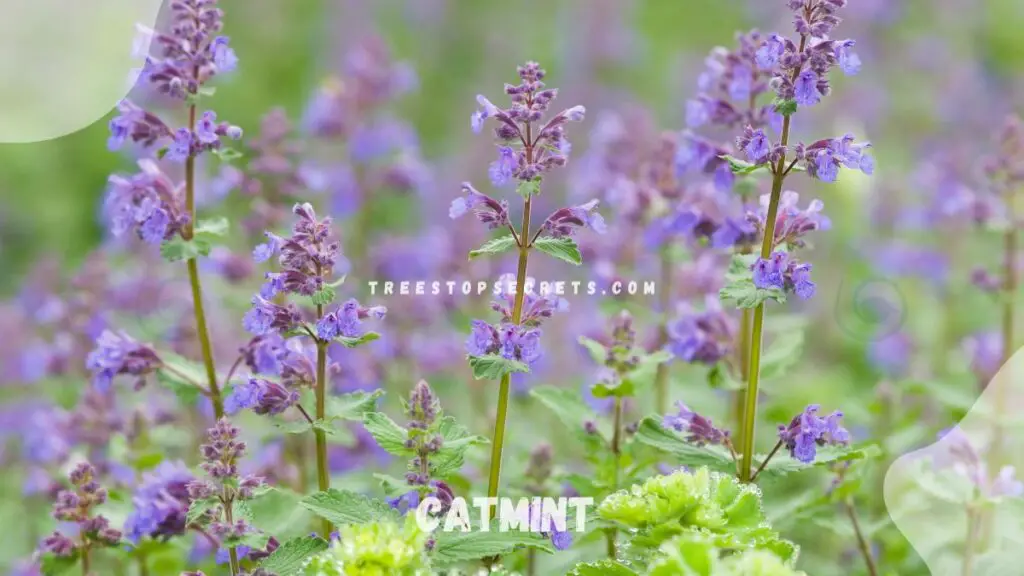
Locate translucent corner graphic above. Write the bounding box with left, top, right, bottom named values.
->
left=0, top=0, right=163, bottom=143
left=884, top=346, right=1024, bottom=575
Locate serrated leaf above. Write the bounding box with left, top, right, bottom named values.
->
left=362, top=412, right=411, bottom=456
left=720, top=154, right=769, bottom=176
left=40, top=551, right=80, bottom=576
left=591, top=379, right=635, bottom=399
left=516, top=177, right=541, bottom=199
left=431, top=416, right=489, bottom=479
left=326, top=389, right=384, bottom=421
left=259, top=535, right=329, bottom=576
left=530, top=385, right=594, bottom=432
left=311, top=286, right=336, bottom=306
left=160, top=236, right=211, bottom=262
left=578, top=336, right=608, bottom=364
left=432, top=529, right=555, bottom=566
left=374, top=473, right=409, bottom=497
left=532, top=236, right=583, bottom=265
left=569, top=560, right=640, bottom=575
left=195, top=217, right=229, bottom=237
left=634, top=417, right=735, bottom=473
left=469, top=235, right=517, bottom=260
left=187, top=497, right=220, bottom=525
left=467, top=354, right=530, bottom=380
left=335, top=331, right=381, bottom=348
left=155, top=352, right=207, bottom=403
left=758, top=444, right=882, bottom=479
left=214, top=146, right=243, bottom=162
left=772, top=97, right=798, bottom=117
left=759, top=330, right=804, bottom=381
left=249, top=487, right=313, bottom=540
left=275, top=420, right=313, bottom=435
left=719, top=254, right=786, bottom=309
left=299, top=489, right=398, bottom=526
left=224, top=531, right=271, bottom=550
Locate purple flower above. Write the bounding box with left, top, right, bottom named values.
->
left=85, top=330, right=162, bottom=391
left=756, top=34, right=785, bottom=69
left=753, top=252, right=787, bottom=291
left=686, top=99, right=710, bottom=128
left=211, top=36, right=238, bottom=73
left=448, top=183, right=509, bottom=229
left=815, top=149, right=839, bottom=182
left=744, top=128, right=770, bottom=163
left=195, top=111, right=220, bottom=145
left=791, top=263, right=815, bottom=300
left=667, top=305, right=734, bottom=365
left=316, top=298, right=385, bottom=340
left=139, top=208, right=170, bottom=244
left=794, top=70, right=821, bottom=106
left=728, top=64, right=752, bottom=101
left=471, top=95, right=500, bottom=133
left=662, top=401, right=730, bottom=446
left=252, top=232, right=283, bottom=263
left=835, top=40, right=861, bottom=75
left=226, top=378, right=299, bottom=416
left=124, top=461, right=193, bottom=542
left=778, top=405, right=850, bottom=464
left=165, top=128, right=193, bottom=162
left=466, top=319, right=497, bottom=356
left=541, top=199, right=607, bottom=237
left=488, top=146, right=517, bottom=187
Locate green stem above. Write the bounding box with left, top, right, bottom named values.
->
left=739, top=113, right=793, bottom=482
left=845, top=498, right=878, bottom=576
left=654, top=250, right=672, bottom=414
left=183, top=102, right=225, bottom=419
left=734, top=308, right=751, bottom=453
left=607, top=396, right=623, bottom=558
left=486, top=196, right=533, bottom=509
left=81, top=545, right=90, bottom=576
left=314, top=303, right=332, bottom=537
left=223, top=497, right=240, bottom=575
left=962, top=506, right=979, bottom=576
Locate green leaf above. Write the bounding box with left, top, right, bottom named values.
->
left=577, top=336, right=608, bottom=364
left=195, top=217, right=229, bottom=237
left=40, top=551, right=80, bottom=576
left=259, top=535, right=329, bottom=576
left=160, top=236, right=211, bottom=262
left=186, top=497, right=220, bottom=525
left=720, top=154, right=769, bottom=176
left=299, top=489, right=398, bottom=526
left=311, top=286, right=336, bottom=306
left=326, top=389, right=384, bottom=421
left=532, top=236, right=583, bottom=266
left=469, top=235, right=517, bottom=260
left=155, top=352, right=207, bottom=403
left=275, top=420, right=314, bottom=435
left=431, top=416, right=489, bottom=478
left=759, top=330, right=804, bottom=381
left=249, top=487, right=314, bottom=540
left=516, top=177, right=542, bottom=199
left=530, top=385, right=594, bottom=431
left=374, top=473, right=410, bottom=497
left=362, top=412, right=411, bottom=456
left=569, top=560, right=640, bottom=575
left=432, top=529, right=555, bottom=566
left=224, top=531, right=271, bottom=550
left=758, top=444, right=883, bottom=480
left=132, top=450, right=165, bottom=471
left=772, top=97, right=798, bottom=117
left=634, top=417, right=735, bottom=473
left=334, top=331, right=381, bottom=348
left=467, top=354, right=530, bottom=380
left=213, top=146, right=243, bottom=162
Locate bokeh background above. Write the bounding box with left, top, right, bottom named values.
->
left=3, top=0, right=1024, bottom=574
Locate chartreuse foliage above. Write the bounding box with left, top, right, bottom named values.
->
left=299, top=515, right=430, bottom=575
left=567, top=467, right=799, bottom=574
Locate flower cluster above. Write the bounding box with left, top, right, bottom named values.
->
left=686, top=30, right=781, bottom=131
left=39, top=462, right=122, bottom=558
left=105, top=160, right=189, bottom=245
left=539, top=199, right=609, bottom=237
left=186, top=419, right=267, bottom=557
left=471, top=62, right=584, bottom=182
left=662, top=401, right=731, bottom=446
left=85, top=329, right=162, bottom=391
left=777, top=404, right=850, bottom=463
left=124, top=461, right=194, bottom=542
left=752, top=251, right=816, bottom=300
left=402, top=381, right=444, bottom=488
left=667, top=299, right=736, bottom=365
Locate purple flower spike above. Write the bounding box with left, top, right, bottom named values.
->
left=86, top=330, right=162, bottom=391
left=541, top=199, right=607, bottom=238
left=794, top=70, right=821, bottom=106
left=752, top=252, right=787, bottom=290
left=449, top=182, right=510, bottom=229
left=488, top=146, right=517, bottom=187
left=165, top=128, right=193, bottom=162
left=835, top=40, right=861, bottom=76
left=662, top=401, right=730, bottom=446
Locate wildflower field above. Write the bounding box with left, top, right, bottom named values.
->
left=3, top=0, right=1024, bottom=574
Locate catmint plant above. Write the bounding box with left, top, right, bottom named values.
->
left=37, top=462, right=123, bottom=575
left=454, top=61, right=598, bottom=505
left=186, top=418, right=269, bottom=575
left=714, top=0, right=873, bottom=482
left=235, top=201, right=385, bottom=536
left=106, top=0, right=243, bottom=418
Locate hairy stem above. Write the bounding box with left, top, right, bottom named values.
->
left=845, top=498, right=878, bottom=576
left=183, top=103, right=225, bottom=419
left=223, top=497, right=240, bottom=575
left=314, top=305, right=332, bottom=537
left=486, top=196, right=532, bottom=509
left=734, top=308, right=751, bottom=452
left=654, top=250, right=672, bottom=414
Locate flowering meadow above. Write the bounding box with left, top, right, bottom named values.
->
left=4, top=0, right=1024, bottom=574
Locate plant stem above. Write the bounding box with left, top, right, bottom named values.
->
left=654, top=250, right=672, bottom=414
left=738, top=30, right=805, bottom=480
left=1002, top=189, right=1017, bottom=371
left=486, top=110, right=537, bottom=513
left=845, top=498, right=878, bottom=576
left=607, top=396, right=623, bottom=558
left=183, top=103, right=225, bottom=419
left=314, top=304, right=332, bottom=537
left=81, top=546, right=90, bottom=576
left=734, top=307, right=751, bottom=452
left=749, top=439, right=783, bottom=483
left=223, top=498, right=240, bottom=576
left=962, top=506, right=979, bottom=576
left=486, top=196, right=532, bottom=510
